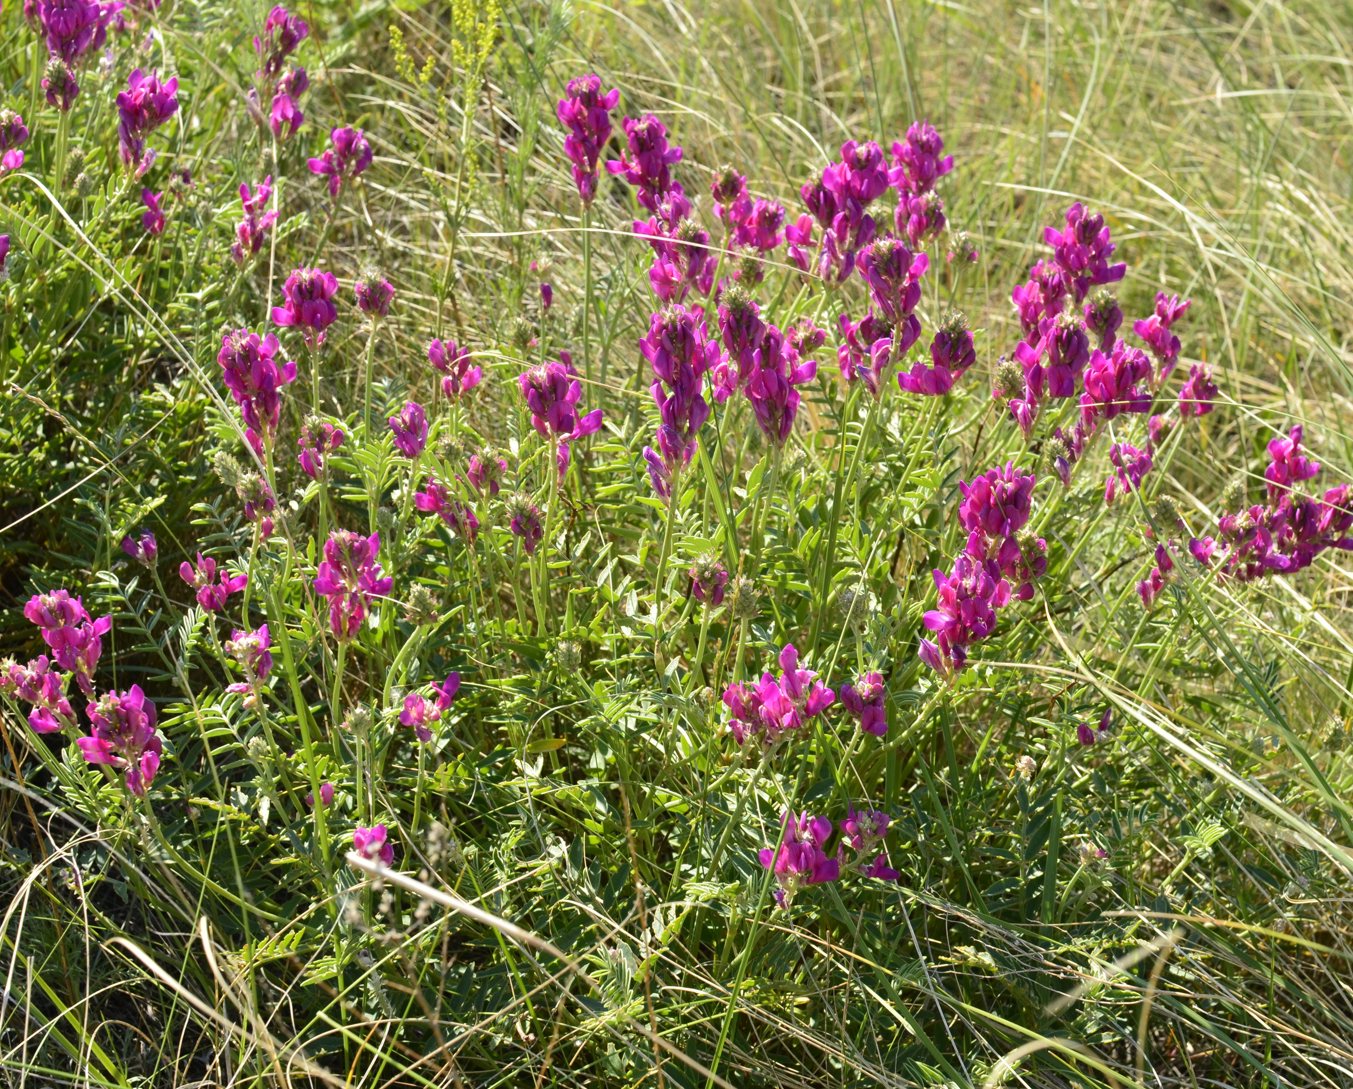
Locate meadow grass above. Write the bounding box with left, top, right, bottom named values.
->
left=1, top=0, right=1351, bottom=1086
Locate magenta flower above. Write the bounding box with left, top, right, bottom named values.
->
left=298, top=418, right=344, bottom=478
left=898, top=311, right=975, bottom=396
left=857, top=238, right=929, bottom=326
left=896, top=191, right=945, bottom=249
left=0, top=110, right=29, bottom=175
left=1179, top=363, right=1218, bottom=417
left=0, top=235, right=9, bottom=279
left=836, top=311, right=895, bottom=396
left=308, top=126, right=372, bottom=199
left=117, top=68, right=178, bottom=173
left=1043, top=202, right=1125, bottom=301
left=1134, top=292, right=1191, bottom=381
left=689, top=554, right=729, bottom=607
left=1084, top=290, right=1123, bottom=351
left=120, top=531, right=157, bottom=567
left=1011, top=259, right=1069, bottom=341
left=639, top=304, right=720, bottom=498
left=179, top=554, right=247, bottom=613
left=1079, top=341, right=1153, bottom=428
left=1137, top=544, right=1174, bottom=608
left=712, top=285, right=766, bottom=399
left=352, top=273, right=395, bottom=318
left=1015, top=312, right=1091, bottom=399
left=1264, top=425, right=1320, bottom=499
left=3, top=655, right=77, bottom=735
left=506, top=495, right=543, bottom=554
left=517, top=354, right=603, bottom=476
left=637, top=217, right=716, bottom=304
left=388, top=401, right=428, bottom=458
left=797, top=142, right=885, bottom=282
left=958, top=463, right=1036, bottom=541
left=352, top=824, right=394, bottom=866
left=397, top=672, right=459, bottom=743
left=840, top=672, right=887, bottom=737
left=225, top=624, right=273, bottom=709
left=919, top=533, right=1012, bottom=676
left=1104, top=443, right=1153, bottom=506
left=428, top=339, right=482, bottom=400
left=889, top=121, right=953, bottom=196
left=606, top=114, right=682, bottom=212
left=1077, top=709, right=1113, bottom=747
left=231, top=177, right=279, bottom=264
left=23, top=589, right=110, bottom=696
left=254, top=5, right=308, bottom=79
left=306, top=781, right=335, bottom=808
left=217, top=329, right=297, bottom=453
left=271, top=266, right=339, bottom=344
left=414, top=477, right=478, bottom=543
left=42, top=58, right=80, bottom=111
left=556, top=74, right=618, bottom=205
left=467, top=451, right=507, bottom=495
left=268, top=66, right=307, bottom=140
left=723, top=643, right=835, bottom=747
left=312, top=530, right=393, bottom=640
left=37, top=0, right=108, bottom=65
left=78, top=685, right=161, bottom=797
left=758, top=811, right=840, bottom=908
left=742, top=324, right=817, bottom=446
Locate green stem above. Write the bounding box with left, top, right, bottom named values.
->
left=362, top=318, right=378, bottom=438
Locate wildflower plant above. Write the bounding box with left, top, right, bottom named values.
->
left=1, top=6, right=1351, bottom=1089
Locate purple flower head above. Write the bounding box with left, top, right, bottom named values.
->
left=352, top=824, right=394, bottom=866
left=606, top=114, right=682, bottom=212
left=307, top=126, right=372, bottom=199
left=730, top=197, right=786, bottom=254
left=1179, top=363, right=1218, bottom=418
left=312, top=530, right=393, bottom=640
left=3, top=656, right=78, bottom=735
left=1018, top=311, right=1091, bottom=399
left=840, top=672, right=887, bottom=737
left=1084, top=289, right=1123, bottom=351
left=386, top=400, right=427, bottom=457
left=1043, top=203, right=1126, bottom=301
left=38, top=0, right=109, bottom=64
left=138, top=188, right=165, bottom=234
left=117, top=68, right=178, bottom=172
left=710, top=164, right=749, bottom=227
left=354, top=272, right=394, bottom=318
left=505, top=494, right=543, bottom=554
left=958, top=463, right=1037, bottom=541
left=121, top=531, right=157, bottom=566
left=225, top=624, right=273, bottom=708
left=556, top=74, right=618, bottom=205
left=428, top=339, right=482, bottom=400
left=231, top=176, right=279, bottom=264
left=23, top=589, right=111, bottom=695
left=1137, top=543, right=1175, bottom=608
left=414, top=477, right=479, bottom=544
left=1104, top=443, right=1153, bottom=506
left=839, top=140, right=891, bottom=204
left=271, top=266, right=339, bottom=344
left=1079, top=341, right=1153, bottom=429
left=741, top=325, right=817, bottom=445
left=298, top=417, right=344, bottom=478
left=306, top=782, right=335, bottom=808
left=758, top=811, right=840, bottom=908
left=268, top=66, right=308, bottom=140
left=713, top=284, right=766, bottom=398
left=254, top=5, right=308, bottom=79
left=179, top=553, right=247, bottom=613
left=42, top=58, right=80, bottom=112
left=467, top=449, right=507, bottom=495
left=1264, top=425, right=1320, bottom=500
left=217, top=328, right=297, bottom=450
left=839, top=807, right=891, bottom=853
left=78, top=684, right=161, bottom=796
left=1011, top=259, right=1069, bottom=341
left=0, top=110, right=29, bottom=175
left=898, top=310, right=975, bottom=396
left=857, top=238, right=929, bottom=326
left=798, top=155, right=880, bottom=282
left=723, top=643, right=835, bottom=747
left=689, top=554, right=729, bottom=607
left=897, top=192, right=946, bottom=249
left=637, top=216, right=715, bottom=304
left=639, top=304, right=720, bottom=493
left=1133, top=293, right=1191, bottom=381
left=517, top=355, right=603, bottom=451
left=889, top=121, right=953, bottom=196
left=835, top=311, right=892, bottom=394
left=920, top=533, right=1012, bottom=676
left=0, top=236, right=9, bottom=280
left=1077, top=709, right=1113, bottom=747
left=400, top=674, right=459, bottom=743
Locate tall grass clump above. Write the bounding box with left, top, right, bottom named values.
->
left=1, top=1, right=1351, bottom=1086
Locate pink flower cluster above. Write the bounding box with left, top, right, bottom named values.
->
left=759, top=808, right=899, bottom=909
left=308, top=126, right=372, bottom=199
left=517, top=353, right=603, bottom=478
left=180, top=553, right=248, bottom=612
left=398, top=673, right=460, bottom=743
left=429, top=339, right=482, bottom=400
left=251, top=5, right=309, bottom=141
left=312, top=530, right=393, bottom=640
left=217, top=328, right=297, bottom=454
left=791, top=139, right=890, bottom=281
left=722, top=644, right=835, bottom=747
left=556, top=74, right=618, bottom=206
left=117, top=68, right=179, bottom=174
left=232, top=177, right=279, bottom=264
left=1188, top=426, right=1352, bottom=582
left=639, top=304, right=720, bottom=499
